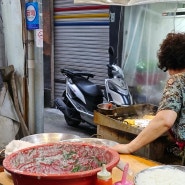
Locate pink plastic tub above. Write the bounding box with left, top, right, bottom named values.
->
left=3, top=142, right=119, bottom=185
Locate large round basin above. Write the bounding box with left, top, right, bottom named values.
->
left=20, top=133, right=81, bottom=144
left=3, top=142, right=120, bottom=185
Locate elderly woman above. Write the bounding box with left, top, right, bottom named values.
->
left=111, top=32, right=185, bottom=164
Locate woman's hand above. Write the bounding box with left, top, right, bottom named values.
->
left=111, top=110, right=177, bottom=154
left=111, top=144, right=131, bottom=154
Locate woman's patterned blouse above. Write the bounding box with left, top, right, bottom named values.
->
left=158, top=72, right=185, bottom=141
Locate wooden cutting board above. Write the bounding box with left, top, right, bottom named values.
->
left=0, top=154, right=160, bottom=185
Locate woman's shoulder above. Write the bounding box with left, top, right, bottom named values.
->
left=169, top=72, right=185, bottom=85
left=173, top=72, right=185, bottom=78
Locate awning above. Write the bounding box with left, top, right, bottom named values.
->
left=74, top=0, right=185, bottom=6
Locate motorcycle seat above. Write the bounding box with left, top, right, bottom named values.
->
left=72, top=76, right=103, bottom=97
left=61, top=68, right=94, bottom=78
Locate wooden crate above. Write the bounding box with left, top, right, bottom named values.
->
left=94, top=104, right=169, bottom=162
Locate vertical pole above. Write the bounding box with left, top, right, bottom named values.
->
left=27, top=29, right=35, bottom=134
left=34, top=0, right=44, bottom=133
left=26, top=0, right=44, bottom=134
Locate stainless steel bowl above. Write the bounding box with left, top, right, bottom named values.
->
left=62, top=138, right=119, bottom=147
left=134, top=165, right=185, bottom=185
left=97, top=103, right=117, bottom=115
left=20, top=133, right=81, bottom=144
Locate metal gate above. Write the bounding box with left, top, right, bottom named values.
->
left=54, top=0, right=110, bottom=98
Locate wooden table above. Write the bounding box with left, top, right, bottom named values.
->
left=0, top=154, right=160, bottom=185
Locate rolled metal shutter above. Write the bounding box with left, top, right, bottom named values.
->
left=54, top=0, right=110, bottom=98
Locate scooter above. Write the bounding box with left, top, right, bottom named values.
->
left=54, top=63, right=133, bottom=127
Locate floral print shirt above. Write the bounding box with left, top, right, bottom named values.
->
left=158, top=72, right=185, bottom=141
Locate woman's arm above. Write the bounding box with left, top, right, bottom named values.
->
left=111, top=110, right=177, bottom=154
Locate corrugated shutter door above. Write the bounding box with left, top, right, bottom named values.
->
left=54, top=0, right=110, bottom=98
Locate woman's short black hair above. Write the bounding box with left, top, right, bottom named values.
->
left=157, top=32, right=185, bottom=72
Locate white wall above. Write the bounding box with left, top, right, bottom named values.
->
left=1, top=0, right=25, bottom=75
left=1, top=0, right=25, bottom=119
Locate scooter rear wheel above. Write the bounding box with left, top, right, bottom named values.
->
left=64, top=115, right=81, bottom=127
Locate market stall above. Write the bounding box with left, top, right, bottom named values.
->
left=94, top=104, right=172, bottom=163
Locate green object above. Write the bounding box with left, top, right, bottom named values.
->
left=136, top=62, right=146, bottom=72
left=136, top=61, right=158, bottom=73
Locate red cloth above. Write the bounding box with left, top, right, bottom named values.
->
left=169, top=129, right=185, bottom=150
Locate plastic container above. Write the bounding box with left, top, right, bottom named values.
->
left=3, top=142, right=119, bottom=185
left=113, top=163, right=133, bottom=185
left=96, top=164, right=112, bottom=185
